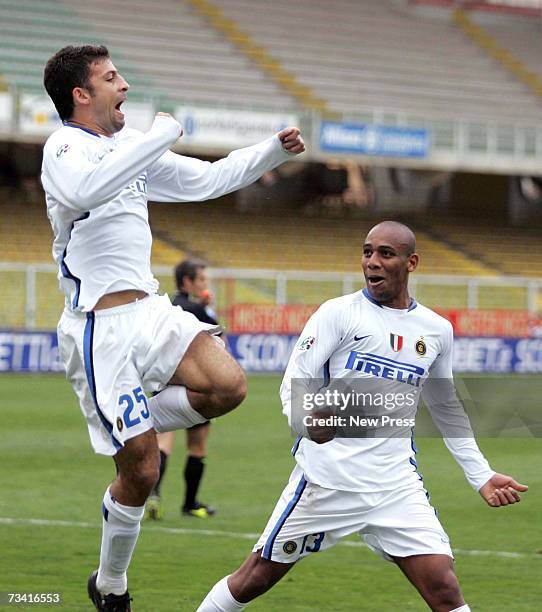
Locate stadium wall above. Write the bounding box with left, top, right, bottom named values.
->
left=2, top=329, right=542, bottom=374
left=3, top=88, right=542, bottom=174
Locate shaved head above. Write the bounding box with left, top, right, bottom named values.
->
left=366, top=221, right=416, bottom=256
left=362, top=220, right=419, bottom=308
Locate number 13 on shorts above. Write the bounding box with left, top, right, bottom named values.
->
left=301, top=532, right=325, bottom=554
left=117, top=386, right=150, bottom=431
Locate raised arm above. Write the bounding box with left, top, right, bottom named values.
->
left=42, top=114, right=182, bottom=211
left=146, top=127, right=305, bottom=202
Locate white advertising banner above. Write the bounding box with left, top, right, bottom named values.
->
left=0, top=92, right=12, bottom=132
left=19, top=95, right=154, bottom=136
left=122, top=101, right=155, bottom=132
left=174, top=106, right=300, bottom=148
left=19, top=94, right=62, bottom=135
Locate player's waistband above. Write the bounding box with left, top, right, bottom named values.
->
left=61, top=293, right=156, bottom=319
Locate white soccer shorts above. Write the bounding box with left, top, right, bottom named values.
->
left=254, top=465, right=453, bottom=563
left=57, top=294, right=219, bottom=455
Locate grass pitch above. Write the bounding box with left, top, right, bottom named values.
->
left=1, top=374, right=541, bottom=611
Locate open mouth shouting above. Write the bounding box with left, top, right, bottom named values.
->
left=114, top=97, right=125, bottom=121
left=366, top=274, right=386, bottom=289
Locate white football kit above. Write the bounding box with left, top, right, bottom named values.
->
left=42, top=116, right=293, bottom=454
left=255, top=289, right=495, bottom=562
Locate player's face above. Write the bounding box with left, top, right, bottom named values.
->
left=82, top=58, right=129, bottom=135
left=362, top=228, right=418, bottom=307
left=186, top=268, right=208, bottom=299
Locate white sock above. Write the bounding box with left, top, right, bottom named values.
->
left=196, top=576, right=246, bottom=612
left=451, top=606, right=471, bottom=611
left=96, top=488, right=145, bottom=596
left=149, top=386, right=207, bottom=433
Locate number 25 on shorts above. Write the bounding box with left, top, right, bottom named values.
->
left=118, top=386, right=150, bottom=429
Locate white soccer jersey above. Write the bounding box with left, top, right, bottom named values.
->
left=281, top=288, right=495, bottom=493
left=41, top=116, right=292, bottom=311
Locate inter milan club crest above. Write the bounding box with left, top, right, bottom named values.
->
left=390, top=333, right=403, bottom=352
left=283, top=541, right=298, bottom=554
left=415, top=337, right=427, bottom=355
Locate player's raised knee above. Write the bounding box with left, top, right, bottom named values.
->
left=210, top=367, right=247, bottom=416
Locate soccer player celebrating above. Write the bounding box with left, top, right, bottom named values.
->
left=197, top=221, right=528, bottom=612
left=41, top=45, right=304, bottom=612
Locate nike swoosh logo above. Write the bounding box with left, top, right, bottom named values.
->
left=354, top=334, right=371, bottom=341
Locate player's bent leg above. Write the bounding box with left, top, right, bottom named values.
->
left=95, top=430, right=160, bottom=598
left=149, top=386, right=209, bottom=433
left=111, top=428, right=160, bottom=505
left=197, top=551, right=294, bottom=611
left=394, top=554, right=466, bottom=612
left=229, top=551, right=295, bottom=602
left=169, top=331, right=247, bottom=419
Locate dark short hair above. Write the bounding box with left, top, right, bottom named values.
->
left=43, top=45, right=110, bottom=121
left=175, top=259, right=207, bottom=289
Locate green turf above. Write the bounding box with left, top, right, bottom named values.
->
left=1, top=374, right=541, bottom=611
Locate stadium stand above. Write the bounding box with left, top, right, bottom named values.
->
left=0, top=189, right=185, bottom=266
left=0, top=0, right=155, bottom=100
left=148, top=200, right=494, bottom=276
left=0, top=184, right=491, bottom=276
left=185, top=0, right=328, bottom=113
left=469, top=10, right=542, bottom=86
left=425, top=217, right=542, bottom=278
left=211, top=0, right=542, bottom=123
left=1, top=0, right=541, bottom=125
left=0, top=188, right=52, bottom=263
left=0, top=0, right=297, bottom=110
left=65, top=0, right=297, bottom=111
left=453, top=8, right=542, bottom=100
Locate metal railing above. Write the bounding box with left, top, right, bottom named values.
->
left=2, top=262, right=541, bottom=330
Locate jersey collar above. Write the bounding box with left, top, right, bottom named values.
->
left=362, top=287, right=417, bottom=312
left=62, top=121, right=101, bottom=137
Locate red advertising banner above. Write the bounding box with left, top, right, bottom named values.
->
left=229, top=304, right=318, bottom=334
left=437, top=309, right=536, bottom=338
left=229, top=304, right=538, bottom=337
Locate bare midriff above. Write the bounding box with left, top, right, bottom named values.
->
left=94, top=290, right=148, bottom=310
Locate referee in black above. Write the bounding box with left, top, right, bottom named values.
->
left=146, top=259, right=219, bottom=519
